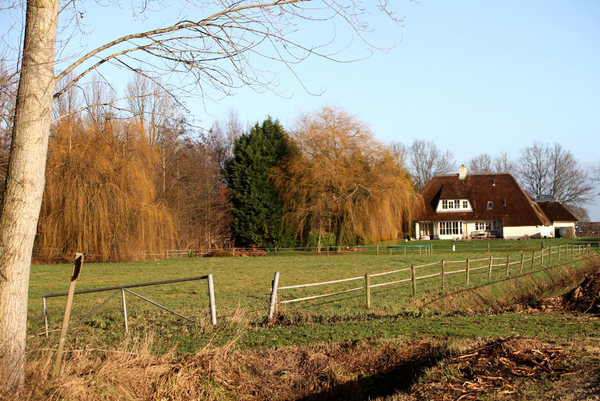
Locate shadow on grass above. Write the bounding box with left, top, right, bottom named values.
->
left=295, top=351, right=441, bottom=401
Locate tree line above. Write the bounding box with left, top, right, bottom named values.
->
left=0, top=73, right=597, bottom=260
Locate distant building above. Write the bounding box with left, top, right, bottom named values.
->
left=415, top=166, right=578, bottom=240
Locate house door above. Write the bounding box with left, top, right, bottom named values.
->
left=421, top=223, right=434, bottom=237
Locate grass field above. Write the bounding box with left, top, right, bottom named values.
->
left=28, top=238, right=597, bottom=347
left=15, top=237, right=600, bottom=400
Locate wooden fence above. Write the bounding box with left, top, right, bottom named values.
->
left=268, top=243, right=593, bottom=319
left=150, top=240, right=598, bottom=260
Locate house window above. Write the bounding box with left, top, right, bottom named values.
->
left=440, top=199, right=472, bottom=211
left=439, top=221, right=463, bottom=235
left=475, top=221, right=497, bottom=231
left=487, top=201, right=494, bottom=209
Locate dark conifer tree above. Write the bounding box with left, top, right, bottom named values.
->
left=224, top=117, right=295, bottom=247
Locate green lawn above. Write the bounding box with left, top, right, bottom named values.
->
left=26, top=238, right=597, bottom=354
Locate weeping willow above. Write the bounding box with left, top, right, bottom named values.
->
left=37, top=116, right=175, bottom=262
left=272, top=106, right=423, bottom=245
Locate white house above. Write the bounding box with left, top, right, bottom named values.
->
left=415, top=166, right=578, bottom=240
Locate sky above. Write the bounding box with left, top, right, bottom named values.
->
left=2, top=0, right=600, bottom=219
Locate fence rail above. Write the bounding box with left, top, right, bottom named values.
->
left=40, top=275, right=217, bottom=337
left=268, top=243, right=593, bottom=320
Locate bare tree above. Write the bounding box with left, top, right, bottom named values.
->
left=0, top=64, right=17, bottom=205
left=493, top=151, right=517, bottom=174
left=208, top=110, right=245, bottom=169
left=405, top=139, right=455, bottom=192
left=566, top=205, right=590, bottom=223
left=591, top=162, right=600, bottom=196
left=468, top=152, right=516, bottom=175
left=388, top=141, right=407, bottom=170
left=468, top=153, right=493, bottom=174
left=0, top=1, right=404, bottom=391
left=517, top=141, right=593, bottom=206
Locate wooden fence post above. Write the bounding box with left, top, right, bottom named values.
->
left=268, top=271, right=280, bottom=320
left=541, top=247, right=545, bottom=266
left=531, top=251, right=535, bottom=270
left=488, top=256, right=493, bottom=278
left=520, top=252, right=524, bottom=273
left=431, top=244, right=433, bottom=255
left=506, top=254, right=511, bottom=277
left=570, top=243, right=573, bottom=259
left=377, top=244, right=379, bottom=256
left=441, top=260, right=446, bottom=290
left=549, top=246, right=552, bottom=264
left=365, top=273, right=371, bottom=309
left=54, top=253, right=84, bottom=377
left=558, top=245, right=561, bottom=262
left=466, top=258, right=470, bottom=285
left=411, top=264, right=417, bottom=296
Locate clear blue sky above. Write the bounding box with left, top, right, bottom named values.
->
left=200, top=1, right=600, bottom=220
left=3, top=1, right=599, bottom=218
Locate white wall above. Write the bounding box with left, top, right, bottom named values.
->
left=554, top=221, right=575, bottom=229
left=503, top=225, right=554, bottom=239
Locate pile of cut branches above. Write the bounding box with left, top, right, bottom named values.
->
left=414, top=336, right=569, bottom=400
left=562, top=267, right=600, bottom=314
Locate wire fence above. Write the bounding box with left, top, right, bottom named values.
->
left=37, top=275, right=217, bottom=337
left=267, top=243, right=594, bottom=320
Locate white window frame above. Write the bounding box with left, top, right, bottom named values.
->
left=439, top=221, right=463, bottom=235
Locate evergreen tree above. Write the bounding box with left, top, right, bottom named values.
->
left=224, top=117, right=295, bottom=247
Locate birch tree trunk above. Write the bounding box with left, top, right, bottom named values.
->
left=0, top=0, right=59, bottom=392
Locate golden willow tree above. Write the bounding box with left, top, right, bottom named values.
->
left=0, top=0, right=405, bottom=392
left=38, top=99, right=175, bottom=262
left=273, top=106, right=422, bottom=248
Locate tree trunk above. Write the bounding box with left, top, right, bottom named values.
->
left=0, top=0, right=59, bottom=392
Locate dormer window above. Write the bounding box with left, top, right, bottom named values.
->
left=438, top=199, right=473, bottom=212
left=487, top=201, right=494, bottom=209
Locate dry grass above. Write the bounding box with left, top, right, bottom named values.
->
left=9, top=334, right=595, bottom=401
left=8, top=336, right=453, bottom=401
